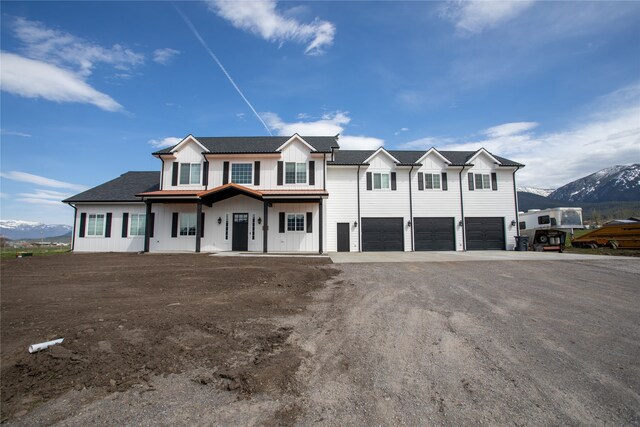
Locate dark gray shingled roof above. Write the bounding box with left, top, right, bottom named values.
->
left=63, top=172, right=159, bottom=203
left=153, top=136, right=339, bottom=155
left=329, top=149, right=523, bottom=167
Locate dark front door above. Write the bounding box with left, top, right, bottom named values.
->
left=337, top=223, right=350, bottom=252
left=414, top=217, right=456, bottom=251
left=232, top=213, right=249, bottom=251
left=361, top=217, right=404, bottom=251
left=465, top=217, right=505, bottom=250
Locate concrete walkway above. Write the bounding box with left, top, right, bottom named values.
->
left=328, top=250, right=638, bottom=263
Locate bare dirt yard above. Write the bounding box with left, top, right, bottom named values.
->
left=2, top=253, right=640, bottom=425
left=1, top=253, right=336, bottom=425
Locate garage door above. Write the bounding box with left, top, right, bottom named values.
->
left=414, top=217, right=455, bottom=251
left=362, top=217, right=404, bottom=251
left=465, top=217, right=505, bottom=250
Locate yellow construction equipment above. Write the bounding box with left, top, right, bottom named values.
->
left=571, top=219, right=640, bottom=249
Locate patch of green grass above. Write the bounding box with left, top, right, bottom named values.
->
left=0, top=246, right=71, bottom=259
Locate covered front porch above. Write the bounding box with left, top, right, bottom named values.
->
left=137, top=184, right=328, bottom=254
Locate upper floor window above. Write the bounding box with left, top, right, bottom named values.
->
left=373, top=173, right=390, bottom=190
left=475, top=173, right=491, bottom=190
left=231, top=163, right=252, bottom=184
left=87, top=214, right=105, bottom=236
left=180, top=213, right=197, bottom=236
left=285, top=162, right=306, bottom=184
left=130, top=214, right=146, bottom=236
left=180, top=163, right=201, bottom=185
left=425, top=173, right=441, bottom=190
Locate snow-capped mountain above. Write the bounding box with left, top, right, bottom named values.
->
left=516, top=187, right=556, bottom=197
left=0, top=220, right=72, bottom=240
left=548, top=164, right=640, bottom=203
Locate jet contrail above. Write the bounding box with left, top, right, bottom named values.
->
left=174, top=4, right=273, bottom=135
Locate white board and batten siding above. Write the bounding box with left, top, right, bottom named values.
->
left=463, top=152, right=519, bottom=250
left=412, top=154, right=465, bottom=250
left=73, top=204, right=146, bottom=252
left=161, top=142, right=205, bottom=191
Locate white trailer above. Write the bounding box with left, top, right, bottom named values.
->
left=518, top=207, right=584, bottom=251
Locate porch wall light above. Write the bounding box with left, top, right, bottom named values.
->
left=257, top=217, right=262, bottom=225
left=511, top=220, right=517, bottom=226
left=458, top=220, right=463, bottom=227
left=353, top=221, right=358, bottom=228
left=217, top=217, right=222, bottom=225
left=407, top=220, right=412, bottom=228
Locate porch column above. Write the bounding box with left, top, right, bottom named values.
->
left=319, top=198, right=323, bottom=254
left=263, top=201, right=269, bottom=253
left=195, top=200, right=202, bottom=253
left=144, top=200, right=152, bottom=253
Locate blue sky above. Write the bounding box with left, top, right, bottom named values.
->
left=1, top=0, right=639, bottom=225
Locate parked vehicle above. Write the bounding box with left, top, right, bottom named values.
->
left=571, top=218, right=640, bottom=249
left=518, top=207, right=584, bottom=251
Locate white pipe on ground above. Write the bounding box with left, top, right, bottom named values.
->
left=28, top=338, right=64, bottom=353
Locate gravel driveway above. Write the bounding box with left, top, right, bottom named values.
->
left=293, top=258, right=640, bottom=425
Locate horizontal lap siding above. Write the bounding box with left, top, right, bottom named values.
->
left=326, top=167, right=359, bottom=252
left=74, top=204, right=146, bottom=252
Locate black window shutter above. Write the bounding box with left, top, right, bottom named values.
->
left=442, top=173, right=448, bottom=191
left=279, top=212, right=285, bottom=233
left=149, top=213, right=155, bottom=237
left=201, top=212, right=205, bottom=237
left=254, top=161, right=260, bottom=185
left=418, top=172, right=424, bottom=191
left=366, top=172, right=372, bottom=190
left=78, top=213, right=86, bottom=238
left=277, top=161, right=283, bottom=186
left=202, top=161, right=209, bottom=186
left=491, top=172, right=498, bottom=191
left=468, top=173, right=475, bottom=191
left=122, top=213, right=129, bottom=238
left=172, top=162, right=178, bottom=186
left=306, top=212, right=312, bottom=233
left=308, top=161, right=315, bottom=185
left=391, top=172, right=397, bottom=190
left=105, top=213, right=112, bottom=238
left=222, top=161, right=229, bottom=185
left=171, top=212, right=179, bottom=238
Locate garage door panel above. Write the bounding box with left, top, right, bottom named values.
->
left=362, top=218, right=404, bottom=252
left=414, top=217, right=455, bottom=251
left=465, top=217, right=505, bottom=250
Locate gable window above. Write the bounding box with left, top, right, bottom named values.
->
left=373, top=173, right=390, bottom=190
left=425, top=173, right=441, bottom=190
left=179, top=163, right=201, bottom=185
left=231, top=163, right=252, bottom=184
left=87, top=214, right=105, bottom=236
left=129, top=214, right=146, bottom=236
left=285, top=162, right=307, bottom=184
left=475, top=173, right=491, bottom=190
left=179, top=213, right=197, bottom=236
left=287, top=214, right=305, bottom=232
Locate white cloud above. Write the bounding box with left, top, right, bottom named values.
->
left=0, top=128, right=31, bottom=137
left=153, top=48, right=180, bottom=65
left=15, top=189, right=72, bottom=206
left=0, top=52, right=123, bottom=112
left=339, top=136, right=384, bottom=150
left=0, top=171, right=87, bottom=191
left=483, top=122, right=538, bottom=138
left=148, top=137, right=181, bottom=149
left=398, top=136, right=455, bottom=150
left=441, top=0, right=535, bottom=34
left=207, top=0, right=335, bottom=55
left=261, top=111, right=384, bottom=150
left=394, top=127, right=409, bottom=136
left=13, top=17, right=144, bottom=77
left=15, top=198, right=65, bottom=206
left=413, top=84, right=640, bottom=188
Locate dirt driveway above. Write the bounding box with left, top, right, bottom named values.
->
left=2, top=254, right=639, bottom=425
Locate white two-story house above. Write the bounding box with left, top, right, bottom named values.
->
left=64, top=134, right=524, bottom=253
